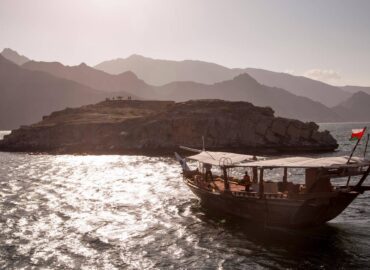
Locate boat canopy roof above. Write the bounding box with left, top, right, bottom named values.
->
left=242, top=156, right=370, bottom=169
left=187, top=151, right=263, bottom=166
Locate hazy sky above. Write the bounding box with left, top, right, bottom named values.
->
left=1, top=0, right=369, bottom=86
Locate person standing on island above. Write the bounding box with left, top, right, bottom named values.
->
left=244, top=171, right=251, bottom=191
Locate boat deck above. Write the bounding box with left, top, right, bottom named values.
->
left=188, top=176, right=287, bottom=198
left=211, top=179, right=246, bottom=192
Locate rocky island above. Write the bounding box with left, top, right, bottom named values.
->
left=0, top=99, right=338, bottom=155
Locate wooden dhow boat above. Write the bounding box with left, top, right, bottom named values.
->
left=175, top=149, right=370, bottom=228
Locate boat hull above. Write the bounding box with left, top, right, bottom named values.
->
left=185, top=179, right=359, bottom=228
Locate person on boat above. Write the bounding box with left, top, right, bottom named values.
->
left=204, top=163, right=213, bottom=182
left=243, top=171, right=251, bottom=191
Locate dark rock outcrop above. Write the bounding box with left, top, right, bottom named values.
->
left=0, top=100, right=338, bottom=155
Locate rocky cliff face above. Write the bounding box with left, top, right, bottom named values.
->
left=0, top=100, right=338, bottom=155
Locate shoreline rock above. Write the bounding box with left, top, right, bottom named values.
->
left=0, top=99, right=338, bottom=155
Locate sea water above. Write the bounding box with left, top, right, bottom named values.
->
left=0, top=123, right=370, bottom=269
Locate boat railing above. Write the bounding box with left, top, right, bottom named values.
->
left=185, top=174, right=290, bottom=198
left=185, top=175, right=350, bottom=200
left=231, top=191, right=286, bottom=199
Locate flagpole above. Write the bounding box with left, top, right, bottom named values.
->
left=347, top=126, right=367, bottom=164
left=364, top=134, right=370, bottom=158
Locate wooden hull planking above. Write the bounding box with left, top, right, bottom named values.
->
left=185, top=179, right=359, bottom=228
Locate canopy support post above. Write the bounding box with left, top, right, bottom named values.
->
left=259, top=168, right=264, bottom=198
left=283, top=167, right=288, bottom=191
left=346, top=176, right=351, bottom=187
left=355, top=165, right=370, bottom=188
left=252, top=167, right=258, bottom=183
left=223, top=167, right=230, bottom=191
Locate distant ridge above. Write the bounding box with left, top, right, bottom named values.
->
left=95, top=54, right=237, bottom=86
left=1, top=48, right=30, bottom=65
left=2, top=48, right=368, bottom=125
left=333, top=91, right=370, bottom=122
left=341, top=85, right=370, bottom=95
left=0, top=55, right=112, bottom=129
left=152, top=73, right=342, bottom=122
left=21, top=57, right=342, bottom=122
left=243, top=68, right=351, bottom=107
left=95, top=54, right=351, bottom=107
left=23, top=60, right=149, bottom=98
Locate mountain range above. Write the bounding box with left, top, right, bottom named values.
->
left=151, top=74, right=341, bottom=122
left=333, top=91, right=370, bottom=122
left=341, top=86, right=370, bottom=95
left=23, top=60, right=147, bottom=97
left=1, top=48, right=30, bottom=65
left=19, top=59, right=341, bottom=122
left=0, top=54, right=129, bottom=129
left=1, top=48, right=370, bottom=129
left=95, top=54, right=351, bottom=107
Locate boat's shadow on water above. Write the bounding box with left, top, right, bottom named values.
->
left=185, top=202, right=365, bottom=269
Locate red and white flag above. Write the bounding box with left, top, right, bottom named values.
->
left=350, top=128, right=366, bottom=141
